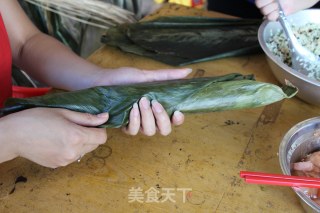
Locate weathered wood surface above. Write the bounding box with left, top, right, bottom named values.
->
left=1, top=4, right=319, bottom=213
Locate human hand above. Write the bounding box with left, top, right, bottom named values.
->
left=122, top=98, right=185, bottom=136
left=92, top=67, right=192, bottom=136
left=93, top=67, right=192, bottom=86
left=255, top=0, right=319, bottom=21
left=0, top=108, right=108, bottom=168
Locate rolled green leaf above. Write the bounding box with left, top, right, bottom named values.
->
left=3, top=73, right=297, bottom=128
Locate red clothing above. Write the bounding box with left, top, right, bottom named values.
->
left=0, top=14, right=12, bottom=107
left=0, top=14, right=50, bottom=106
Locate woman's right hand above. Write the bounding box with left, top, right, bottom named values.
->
left=0, top=108, right=108, bottom=168
left=255, top=0, right=319, bottom=21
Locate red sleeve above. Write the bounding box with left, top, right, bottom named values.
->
left=0, top=14, right=12, bottom=107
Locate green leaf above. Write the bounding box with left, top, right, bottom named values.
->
left=3, top=73, right=297, bottom=128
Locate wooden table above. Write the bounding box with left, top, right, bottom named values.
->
left=1, top=4, right=320, bottom=213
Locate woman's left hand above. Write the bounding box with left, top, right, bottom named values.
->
left=93, top=67, right=192, bottom=136
left=122, top=98, right=185, bottom=136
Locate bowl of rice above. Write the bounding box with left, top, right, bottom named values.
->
left=258, top=9, right=320, bottom=105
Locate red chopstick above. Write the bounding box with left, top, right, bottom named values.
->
left=240, top=171, right=320, bottom=188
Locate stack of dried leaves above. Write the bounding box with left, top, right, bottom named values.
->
left=101, top=16, right=262, bottom=66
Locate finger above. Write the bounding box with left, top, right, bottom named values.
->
left=151, top=100, right=171, bottom=136
left=68, top=144, right=100, bottom=165
left=54, top=127, right=107, bottom=167
left=122, top=103, right=141, bottom=135
left=260, top=3, right=278, bottom=17
left=267, top=11, right=279, bottom=21
left=255, top=0, right=274, bottom=9
left=61, top=109, right=109, bottom=127
left=81, top=144, right=100, bottom=157
left=142, top=68, right=192, bottom=82
left=139, top=97, right=156, bottom=136
left=78, top=127, right=108, bottom=145
left=171, top=111, right=185, bottom=126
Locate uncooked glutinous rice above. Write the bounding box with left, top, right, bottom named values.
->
left=267, top=23, right=320, bottom=81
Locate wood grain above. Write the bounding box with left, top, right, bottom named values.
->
left=1, top=4, right=318, bottom=213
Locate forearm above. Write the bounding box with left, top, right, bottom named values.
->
left=0, top=0, right=105, bottom=90
left=0, top=119, right=18, bottom=164
left=15, top=32, right=103, bottom=90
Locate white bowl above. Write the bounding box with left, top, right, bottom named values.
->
left=258, top=9, right=320, bottom=105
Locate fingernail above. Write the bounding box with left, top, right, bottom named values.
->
left=97, top=112, right=109, bottom=118
left=132, top=103, right=139, bottom=117
left=140, top=97, right=150, bottom=110
left=152, top=100, right=163, bottom=113
left=173, top=111, right=183, bottom=120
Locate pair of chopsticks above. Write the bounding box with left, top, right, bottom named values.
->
left=240, top=171, right=320, bottom=188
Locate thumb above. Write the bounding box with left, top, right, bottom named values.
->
left=62, top=110, right=109, bottom=127
left=143, top=68, right=192, bottom=82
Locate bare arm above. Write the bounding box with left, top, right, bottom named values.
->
left=0, top=0, right=103, bottom=90
left=0, top=0, right=191, bottom=168
left=0, top=0, right=191, bottom=91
